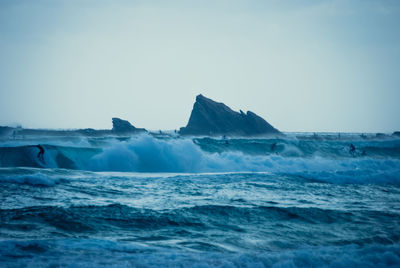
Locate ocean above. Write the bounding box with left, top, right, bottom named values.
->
left=1, top=133, right=400, bottom=267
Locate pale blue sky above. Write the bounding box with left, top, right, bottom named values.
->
left=1, top=0, right=399, bottom=132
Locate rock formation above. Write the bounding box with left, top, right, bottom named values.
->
left=179, top=94, right=281, bottom=136
left=0, top=118, right=146, bottom=137
left=112, top=118, right=146, bottom=134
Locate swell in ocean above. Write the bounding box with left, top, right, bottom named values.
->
left=1, top=133, right=400, bottom=267
left=1, top=134, right=400, bottom=183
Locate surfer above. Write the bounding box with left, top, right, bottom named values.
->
left=349, top=144, right=356, bottom=156
left=36, top=144, right=45, bottom=162
left=270, top=143, right=277, bottom=153
left=222, top=135, right=229, bottom=144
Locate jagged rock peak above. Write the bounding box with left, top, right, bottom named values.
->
left=179, top=94, right=281, bottom=136
left=112, top=118, right=137, bottom=133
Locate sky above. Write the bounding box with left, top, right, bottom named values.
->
left=0, top=0, right=399, bottom=133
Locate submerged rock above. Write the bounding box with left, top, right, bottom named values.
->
left=179, top=94, right=281, bottom=136
left=112, top=118, right=146, bottom=134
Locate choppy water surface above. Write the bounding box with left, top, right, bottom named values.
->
left=1, top=133, right=400, bottom=267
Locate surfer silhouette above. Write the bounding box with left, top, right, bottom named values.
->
left=349, top=144, right=356, bottom=156
left=270, top=143, right=277, bottom=153
left=223, top=135, right=229, bottom=144
left=36, top=145, right=45, bottom=162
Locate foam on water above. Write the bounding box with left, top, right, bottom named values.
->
left=82, top=135, right=400, bottom=184
left=1, top=134, right=400, bottom=184
left=1, top=134, right=400, bottom=267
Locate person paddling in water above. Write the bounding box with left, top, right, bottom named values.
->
left=36, top=144, right=45, bottom=162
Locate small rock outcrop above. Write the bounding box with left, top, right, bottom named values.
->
left=112, top=118, right=146, bottom=134
left=179, top=94, right=281, bottom=136
left=392, top=131, right=400, bottom=137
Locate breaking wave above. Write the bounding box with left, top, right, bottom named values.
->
left=0, top=135, right=399, bottom=184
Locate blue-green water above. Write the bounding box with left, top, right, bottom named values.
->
left=1, top=134, right=400, bottom=267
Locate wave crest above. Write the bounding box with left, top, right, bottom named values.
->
left=0, top=135, right=399, bottom=184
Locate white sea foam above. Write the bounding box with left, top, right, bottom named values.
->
left=85, top=135, right=400, bottom=184
left=0, top=173, right=60, bottom=186
left=1, top=135, right=399, bottom=184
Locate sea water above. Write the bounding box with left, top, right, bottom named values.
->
left=1, top=133, right=400, bottom=267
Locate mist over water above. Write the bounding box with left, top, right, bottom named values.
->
left=0, top=133, right=400, bottom=267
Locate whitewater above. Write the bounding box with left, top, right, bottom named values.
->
left=1, top=133, right=400, bottom=267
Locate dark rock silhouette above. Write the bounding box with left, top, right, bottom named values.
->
left=392, top=131, right=400, bottom=137
left=112, top=118, right=136, bottom=133
left=0, top=118, right=146, bottom=137
left=179, top=94, right=281, bottom=136
left=375, top=133, right=387, bottom=139
left=112, top=117, right=146, bottom=134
